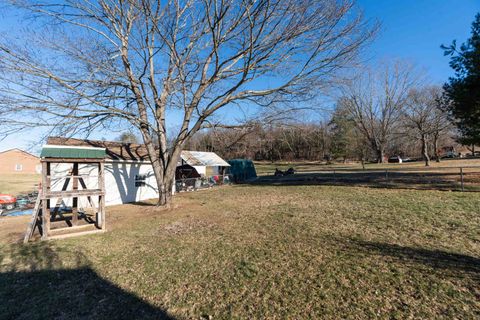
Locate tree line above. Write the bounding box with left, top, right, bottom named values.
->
left=187, top=63, right=455, bottom=166
left=188, top=13, right=480, bottom=168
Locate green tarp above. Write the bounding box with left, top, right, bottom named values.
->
left=227, top=159, right=257, bottom=182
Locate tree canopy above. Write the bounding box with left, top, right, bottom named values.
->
left=442, top=13, right=480, bottom=147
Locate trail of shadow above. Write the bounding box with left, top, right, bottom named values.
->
left=247, top=172, right=479, bottom=192
left=132, top=201, right=157, bottom=207
left=343, top=238, right=480, bottom=277
left=0, top=244, right=175, bottom=320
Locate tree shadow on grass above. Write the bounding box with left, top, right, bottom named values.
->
left=247, top=171, right=479, bottom=192
left=0, top=243, right=175, bottom=320
left=132, top=201, right=158, bottom=206
left=343, top=238, right=480, bottom=278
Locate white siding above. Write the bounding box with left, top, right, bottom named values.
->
left=48, top=161, right=162, bottom=208
left=105, top=161, right=159, bottom=205
left=189, top=165, right=223, bottom=176
left=192, top=165, right=206, bottom=176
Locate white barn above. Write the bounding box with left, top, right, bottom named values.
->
left=43, top=137, right=160, bottom=207
left=43, top=137, right=229, bottom=208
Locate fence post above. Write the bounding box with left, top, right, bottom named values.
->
left=460, top=167, right=464, bottom=192
left=385, top=170, right=389, bottom=183
left=333, top=169, right=336, bottom=183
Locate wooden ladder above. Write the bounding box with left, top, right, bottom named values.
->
left=23, top=192, right=42, bottom=243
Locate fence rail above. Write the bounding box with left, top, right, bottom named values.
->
left=255, top=166, right=480, bottom=192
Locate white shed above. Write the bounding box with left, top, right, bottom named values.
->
left=180, top=150, right=230, bottom=176
left=44, top=137, right=162, bottom=207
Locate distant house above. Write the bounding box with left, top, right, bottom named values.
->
left=0, top=148, right=41, bottom=174
left=440, top=144, right=480, bottom=158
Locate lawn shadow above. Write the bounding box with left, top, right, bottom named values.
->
left=248, top=171, right=479, bottom=192
left=343, top=238, right=480, bottom=278
left=132, top=200, right=158, bottom=206
left=0, top=243, right=175, bottom=320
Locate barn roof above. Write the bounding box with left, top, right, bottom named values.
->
left=40, top=145, right=106, bottom=159
left=181, top=150, right=230, bottom=167
left=46, top=137, right=150, bottom=161
left=45, top=137, right=229, bottom=166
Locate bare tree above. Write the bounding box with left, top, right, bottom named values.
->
left=339, top=62, right=420, bottom=163
left=117, top=132, right=139, bottom=144
left=431, top=94, right=454, bottom=162
left=0, top=0, right=375, bottom=206
left=403, top=87, right=451, bottom=166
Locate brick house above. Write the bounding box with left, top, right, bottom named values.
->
left=0, top=149, right=41, bottom=174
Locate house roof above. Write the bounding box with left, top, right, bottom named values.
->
left=181, top=150, right=230, bottom=167
left=0, top=148, right=39, bottom=159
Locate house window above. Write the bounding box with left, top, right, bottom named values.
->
left=135, top=175, right=146, bottom=187
left=15, top=164, right=23, bottom=171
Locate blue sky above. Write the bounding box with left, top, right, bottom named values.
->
left=358, top=0, right=479, bottom=83
left=1, top=0, right=479, bottom=153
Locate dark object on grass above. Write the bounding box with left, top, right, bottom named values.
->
left=388, top=156, right=402, bottom=163
left=274, top=167, right=295, bottom=176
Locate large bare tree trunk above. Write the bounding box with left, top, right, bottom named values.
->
left=376, top=147, right=385, bottom=163
left=153, top=144, right=185, bottom=207
left=148, top=153, right=174, bottom=207
left=421, top=134, right=430, bottom=166
left=157, top=178, right=174, bottom=207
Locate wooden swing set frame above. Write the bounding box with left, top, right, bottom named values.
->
left=24, top=158, right=106, bottom=242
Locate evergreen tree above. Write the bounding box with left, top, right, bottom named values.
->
left=329, top=106, right=357, bottom=162
left=442, top=13, right=480, bottom=150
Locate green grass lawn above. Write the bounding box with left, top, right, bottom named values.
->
left=0, top=174, right=40, bottom=195
left=1, top=185, right=479, bottom=319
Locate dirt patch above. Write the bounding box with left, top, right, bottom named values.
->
left=0, top=196, right=209, bottom=245
left=0, top=215, right=30, bottom=244
left=160, top=219, right=216, bottom=235
left=0, top=202, right=154, bottom=245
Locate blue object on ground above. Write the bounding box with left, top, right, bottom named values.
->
left=4, top=209, right=33, bottom=217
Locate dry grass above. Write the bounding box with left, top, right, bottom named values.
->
left=0, top=174, right=40, bottom=195
left=1, top=185, right=479, bottom=319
